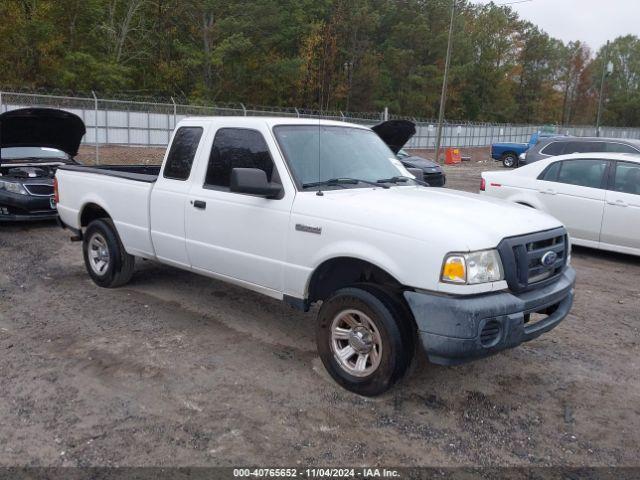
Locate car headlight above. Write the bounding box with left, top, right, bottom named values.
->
left=441, top=249, right=504, bottom=285
left=0, top=180, right=28, bottom=195
left=519, top=152, right=527, bottom=160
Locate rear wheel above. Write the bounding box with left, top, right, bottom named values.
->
left=502, top=153, right=517, bottom=168
left=316, top=286, right=413, bottom=396
left=83, top=218, right=135, bottom=288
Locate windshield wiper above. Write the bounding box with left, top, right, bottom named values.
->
left=376, top=176, right=430, bottom=187
left=302, top=178, right=389, bottom=189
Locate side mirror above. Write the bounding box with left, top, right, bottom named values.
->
left=230, top=168, right=283, bottom=198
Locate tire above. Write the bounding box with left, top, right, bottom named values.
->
left=502, top=153, right=517, bottom=168
left=83, top=218, right=135, bottom=288
left=316, top=286, right=413, bottom=396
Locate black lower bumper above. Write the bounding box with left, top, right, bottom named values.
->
left=423, top=172, right=446, bottom=187
left=0, top=192, right=57, bottom=222
left=0, top=211, right=58, bottom=222
left=403, top=267, right=576, bottom=365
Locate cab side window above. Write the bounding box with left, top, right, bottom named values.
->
left=612, top=162, right=640, bottom=195
left=562, top=141, right=605, bottom=154
left=205, top=128, right=275, bottom=189
left=163, top=127, right=203, bottom=180
left=555, top=159, right=608, bottom=189
left=605, top=142, right=640, bottom=154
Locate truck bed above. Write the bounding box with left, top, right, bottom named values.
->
left=56, top=164, right=158, bottom=258
left=58, top=164, right=160, bottom=183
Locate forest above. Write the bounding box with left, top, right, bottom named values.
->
left=1, top=0, right=639, bottom=126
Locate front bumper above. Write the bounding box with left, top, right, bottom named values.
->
left=403, top=267, right=576, bottom=365
left=0, top=191, right=57, bottom=222
left=424, top=172, right=446, bottom=187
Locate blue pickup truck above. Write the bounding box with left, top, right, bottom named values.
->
left=491, top=132, right=563, bottom=168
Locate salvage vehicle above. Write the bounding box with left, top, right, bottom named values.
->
left=519, top=136, right=640, bottom=166
left=395, top=149, right=446, bottom=187
left=372, top=120, right=446, bottom=187
left=0, top=108, right=85, bottom=221
left=56, top=117, right=576, bottom=396
left=481, top=152, right=640, bottom=256
left=491, top=131, right=565, bottom=168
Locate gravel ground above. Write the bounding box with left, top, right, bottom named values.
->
left=0, top=151, right=639, bottom=467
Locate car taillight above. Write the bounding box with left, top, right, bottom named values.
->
left=53, top=177, right=59, bottom=204
left=480, top=178, right=486, bottom=191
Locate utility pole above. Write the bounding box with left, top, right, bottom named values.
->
left=344, top=61, right=354, bottom=113
left=434, top=0, right=456, bottom=164
left=596, top=41, right=613, bottom=137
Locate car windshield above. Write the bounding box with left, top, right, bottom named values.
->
left=1, top=146, right=69, bottom=160
left=273, top=125, right=404, bottom=189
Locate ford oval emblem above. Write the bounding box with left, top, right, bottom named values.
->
left=541, top=251, right=558, bottom=267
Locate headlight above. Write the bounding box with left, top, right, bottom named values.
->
left=0, top=180, right=28, bottom=195
left=519, top=152, right=527, bottom=160
left=442, top=249, right=504, bottom=285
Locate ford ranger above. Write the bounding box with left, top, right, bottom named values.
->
left=55, top=117, right=576, bottom=396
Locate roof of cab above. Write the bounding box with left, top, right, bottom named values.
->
left=175, top=116, right=371, bottom=129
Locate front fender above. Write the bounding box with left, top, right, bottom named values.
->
left=304, top=240, right=405, bottom=295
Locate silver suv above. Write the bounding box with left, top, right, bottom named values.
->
left=521, top=137, right=640, bottom=165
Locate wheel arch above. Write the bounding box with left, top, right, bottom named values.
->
left=507, top=194, right=545, bottom=210
left=306, top=256, right=405, bottom=305
left=79, top=202, right=112, bottom=227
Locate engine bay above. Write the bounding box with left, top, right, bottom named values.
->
left=0, top=164, right=59, bottom=179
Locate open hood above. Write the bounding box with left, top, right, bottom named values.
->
left=0, top=108, right=86, bottom=163
left=371, top=120, right=416, bottom=154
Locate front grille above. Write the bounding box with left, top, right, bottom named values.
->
left=497, top=227, right=568, bottom=293
left=423, top=172, right=445, bottom=186
left=23, top=184, right=54, bottom=196
left=480, top=320, right=501, bottom=346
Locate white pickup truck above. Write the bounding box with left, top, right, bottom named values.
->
left=56, top=117, right=576, bottom=395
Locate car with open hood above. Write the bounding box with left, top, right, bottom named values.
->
left=0, top=107, right=85, bottom=221
left=372, top=120, right=446, bottom=186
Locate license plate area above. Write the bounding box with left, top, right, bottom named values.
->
left=524, top=303, right=560, bottom=329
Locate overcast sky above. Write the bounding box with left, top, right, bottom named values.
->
left=470, top=0, right=639, bottom=53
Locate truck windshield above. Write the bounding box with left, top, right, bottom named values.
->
left=273, top=125, right=403, bottom=189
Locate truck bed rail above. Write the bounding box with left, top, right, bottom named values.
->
left=57, top=164, right=159, bottom=183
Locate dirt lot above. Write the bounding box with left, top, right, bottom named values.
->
left=1, top=154, right=639, bottom=468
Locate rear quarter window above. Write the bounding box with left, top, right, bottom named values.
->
left=538, top=161, right=561, bottom=181
left=540, top=142, right=565, bottom=156
left=163, top=127, right=203, bottom=180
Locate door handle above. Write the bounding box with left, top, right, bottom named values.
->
left=539, top=188, right=556, bottom=195
left=607, top=199, right=628, bottom=207
left=192, top=200, right=207, bottom=210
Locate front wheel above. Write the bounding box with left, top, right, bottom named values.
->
left=83, top=218, right=135, bottom=288
left=502, top=153, right=517, bottom=168
left=316, top=286, right=413, bottom=396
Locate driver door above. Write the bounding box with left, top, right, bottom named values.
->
left=184, top=126, right=294, bottom=294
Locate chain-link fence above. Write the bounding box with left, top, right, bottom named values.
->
left=1, top=90, right=639, bottom=162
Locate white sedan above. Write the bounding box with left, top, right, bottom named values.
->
left=480, top=152, right=640, bottom=256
